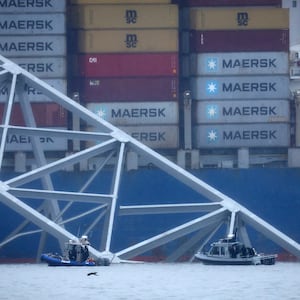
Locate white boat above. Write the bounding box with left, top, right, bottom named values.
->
left=194, top=236, right=277, bottom=265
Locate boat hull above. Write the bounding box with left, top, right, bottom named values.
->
left=194, top=253, right=276, bottom=265
left=40, top=253, right=97, bottom=267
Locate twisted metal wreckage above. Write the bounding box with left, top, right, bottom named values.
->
left=0, top=54, right=299, bottom=263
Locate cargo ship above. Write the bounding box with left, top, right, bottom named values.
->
left=0, top=0, right=300, bottom=263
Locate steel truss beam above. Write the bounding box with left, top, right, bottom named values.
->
left=0, top=54, right=299, bottom=263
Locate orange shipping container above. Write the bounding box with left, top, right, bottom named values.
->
left=77, top=29, right=178, bottom=53
left=71, top=4, right=178, bottom=29
left=190, top=7, right=289, bottom=30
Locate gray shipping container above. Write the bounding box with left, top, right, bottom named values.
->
left=11, top=57, right=67, bottom=78
left=195, top=100, right=290, bottom=124
left=191, top=75, right=290, bottom=100
left=120, top=125, right=179, bottom=149
left=190, top=52, right=289, bottom=76
left=87, top=102, right=179, bottom=125
left=0, top=79, right=67, bottom=103
left=5, top=128, right=68, bottom=152
left=0, top=14, right=66, bottom=35
left=0, top=35, right=66, bottom=57
left=0, top=0, right=66, bottom=13
left=193, top=123, right=290, bottom=148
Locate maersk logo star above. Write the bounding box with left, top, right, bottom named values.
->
left=206, top=58, right=218, bottom=72
left=206, top=81, right=218, bottom=94
left=95, top=107, right=107, bottom=119
left=207, top=129, right=218, bottom=142
left=206, top=105, right=218, bottom=119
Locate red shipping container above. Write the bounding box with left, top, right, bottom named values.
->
left=74, top=77, right=179, bottom=102
left=74, top=53, right=179, bottom=77
left=189, top=29, right=289, bottom=53
left=172, top=0, right=281, bottom=6
left=0, top=103, right=67, bottom=127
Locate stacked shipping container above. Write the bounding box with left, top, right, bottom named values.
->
left=69, top=0, right=180, bottom=149
left=184, top=4, right=291, bottom=149
left=0, top=0, right=68, bottom=152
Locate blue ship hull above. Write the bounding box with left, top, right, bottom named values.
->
left=0, top=167, right=299, bottom=262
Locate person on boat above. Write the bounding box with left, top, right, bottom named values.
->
left=79, top=235, right=90, bottom=262
left=68, top=244, right=77, bottom=261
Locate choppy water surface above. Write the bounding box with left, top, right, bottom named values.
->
left=0, top=262, right=299, bottom=300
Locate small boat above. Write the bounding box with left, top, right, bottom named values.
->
left=194, top=236, right=277, bottom=265
left=40, top=253, right=100, bottom=266
left=41, top=235, right=110, bottom=267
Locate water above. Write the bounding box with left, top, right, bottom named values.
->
left=0, top=262, right=299, bottom=300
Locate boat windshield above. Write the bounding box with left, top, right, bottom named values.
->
left=210, top=246, right=226, bottom=256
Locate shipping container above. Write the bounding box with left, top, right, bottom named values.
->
left=193, top=123, right=290, bottom=148
left=75, top=77, right=178, bottom=102
left=189, top=52, right=289, bottom=76
left=0, top=0, right=66, bottom=13
left=87, top=125, right=179, bottom=149
left=0, top=103, right=67, bottom=127
left=189, top=30, right=289, bottom=53
left=76, top=29, right=178, bottom=53
left=194, top=100, right=290, bottom=124
left=71, top=0, right=171, bottom=4
left=0, top=35, right=66, bottom=57
left=191, top=75, right=290, bottom=100
left=71, top=4, right=178, bottom=29
left=4, top=128, right=68, bottom=152
left=74, top=53, right=178, bottom=77
left=0, top=79, right=67, bottom=103
left=175, top=0, right=282, bottom=6
left=11, top=57, right=67, bottom=78
left=189, top=8, right=289, bottom=30
left=86, top=101, right=179, bottom=125
left=0, top=14, right=66, bottom=35
left=121, top=125, right=179, bottom=148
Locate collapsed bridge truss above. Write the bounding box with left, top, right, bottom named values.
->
left=0, top=54, right=299, bottom=263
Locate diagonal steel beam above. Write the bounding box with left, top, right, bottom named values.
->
left=0, top=181, right=106, bottom=259
left=116, top=208, right=229, bottom=259
left=5, top=138, right=118, bottom=187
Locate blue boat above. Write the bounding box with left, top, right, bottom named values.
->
left=40, top=236, right=110, bottom=267
left=40, top=253, right=98, bottom=267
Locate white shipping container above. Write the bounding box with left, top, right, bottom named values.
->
left=0, top=0, right=66, bottom=13
left=191, top=75, right=290, bottom=100
left=0, top=14, right=66, bottom=35
left=195, top=100, right=290, bottom=124
left=0, top=79, right=67, bottom=103
left=190, top=52, right=289, bottom=76
left=0, top=35, right=66, bottom=57
left=11, top=57, right=67, bottom=78
left=5, top=127, right=68, bottom=152
left=120, top=125, right=179, bottom=149
left=193, top=123, right=290, bottom=148
left=87, top=102, right=178, bottom=125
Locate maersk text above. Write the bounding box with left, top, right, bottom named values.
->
left=0, top=20, right=53, bottom=30
left=131, top=132, right=166, bottom=142
left=0, top=0, right=53, bottom=8
left=222, top=58, right=277, bottom=69
left=223, top=130, right=277, bottom=140
left=223, top=106, right=277, bottom=116
left=112, top=108, right=166, bottom=119
left=0, top=42, right=53, bottom=52
left=223, top=82, right=276, bottom=92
